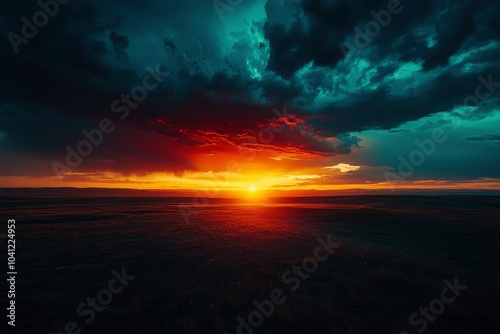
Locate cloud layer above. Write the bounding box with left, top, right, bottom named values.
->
left=0, top=0, right=499, bottom=188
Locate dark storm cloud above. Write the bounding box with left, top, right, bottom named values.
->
left=0, top=0, right=499, bottom=178
left=466, top=133, right=500, bottom=142
left=272, top=3, right=496, bottom=68
left=163, top=38, right=176, bottom=51
left=264, top=0, right=500, bottom=135
left=109, top=31, right=129, bottom=58
left=312, top=66, right=500, bottom=134
left=421, top=4, right=477, bottom=70
left=263, top=0, right=434, bottom=77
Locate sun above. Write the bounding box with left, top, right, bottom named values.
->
left=242, top=184, right=269, bottom=202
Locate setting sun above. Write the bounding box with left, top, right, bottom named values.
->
left=248, top=185, right=256, bottom=192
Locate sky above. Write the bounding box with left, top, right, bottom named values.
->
left=0, top=0, right=499, bottom=194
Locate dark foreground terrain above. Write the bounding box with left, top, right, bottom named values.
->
left=1, top=192, right=499, bottom=333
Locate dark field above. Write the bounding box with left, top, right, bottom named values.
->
left=1, top=194, right=500, bottom=334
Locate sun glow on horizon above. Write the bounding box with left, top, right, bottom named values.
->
left=3, top=170, right=500, bottom=194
